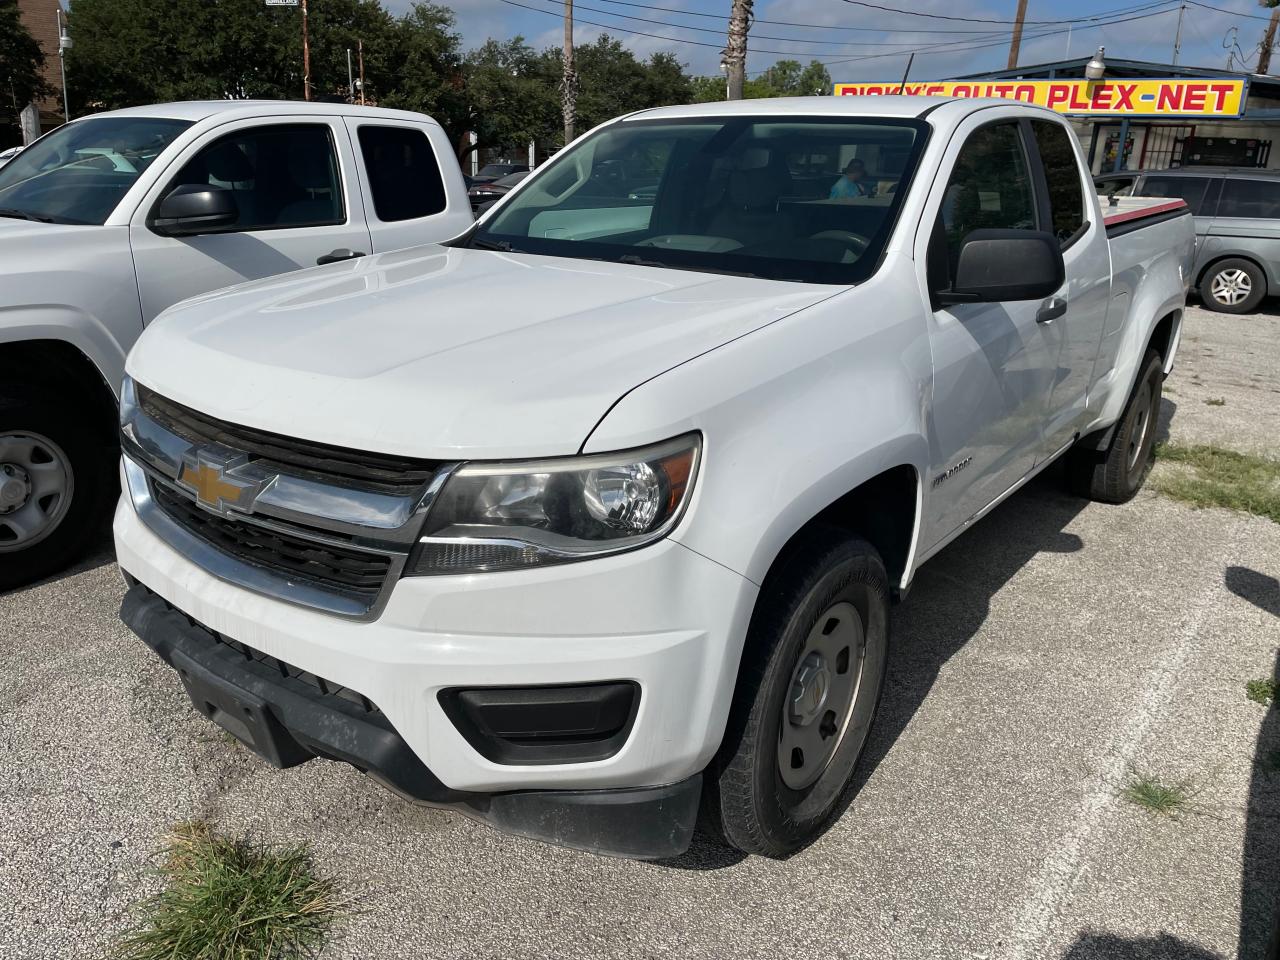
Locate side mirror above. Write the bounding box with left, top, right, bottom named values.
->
left=151, top=184, right=238, bottom=237
left=937, top=229, right=1065, bottom=305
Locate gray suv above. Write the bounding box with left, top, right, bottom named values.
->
left=1097, top=167, right=1280, bottom=313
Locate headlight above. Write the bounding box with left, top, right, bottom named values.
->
left=406, top=434, right=700, bottom=575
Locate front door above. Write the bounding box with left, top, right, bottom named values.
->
left=128, top=118, right=373, bottom=322
left=918, top=114, right=1062, bottom=549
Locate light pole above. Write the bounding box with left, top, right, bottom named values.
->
left=56, top=6, right=71, bottom=123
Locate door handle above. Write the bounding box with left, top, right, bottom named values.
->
left=1037, top=297, right=1068, bottom=324
left=316, top=248, right=366, bottom=265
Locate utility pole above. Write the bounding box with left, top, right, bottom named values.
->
left=724, top=0, right=752, bottom=100
left=1007, top=0, right=1028, bottom=69
left=301, top=0, right=312, bottom=101
left=1172, top=0, right=1187, bottom=66
left=56, top=5, right=71, bottom=122
left=358, top=40, right=365, bottom=104
left=347, top=48, right=354, bottom=102
left=562, top=0, right=577, bottom=143
left=1259, top=2, right=1280, bottom=75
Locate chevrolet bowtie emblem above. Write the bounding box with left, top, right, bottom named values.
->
left=177, top=449, right=262, bottom=515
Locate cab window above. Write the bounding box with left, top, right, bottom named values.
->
left=163, top=124, right=344, bottom=232
left=934, top=121, right=1037, bottom=282
left=1032, top=120, right=1085, bottom=244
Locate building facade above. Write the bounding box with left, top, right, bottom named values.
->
left=15, top=0, right=65, bottom=141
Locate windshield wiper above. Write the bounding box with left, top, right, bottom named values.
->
left=617, top=254, right=764, bottom=279
left=0, top=208, right=54, bottom=223
left=470, top=237, right=524, bottom=253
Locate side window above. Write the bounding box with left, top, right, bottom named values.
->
left=357, top=126, right=446, bottom=222
left=1140, top=176, right=1210, bottom=215
left=937, top=121, right=1037, bottom=279
left=165, top=125, right=343, bottom=231
left=1032, top=120, right=1085, bottom=244
left=1217, top=178, right=1280, bottom=219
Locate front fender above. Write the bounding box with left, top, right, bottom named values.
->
left=0, top=307, right=128, bottom=400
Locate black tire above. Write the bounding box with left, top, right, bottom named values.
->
left=704, top=526, right=889, bottom=858
left=1198, top=258, right=1266, bottom=314
left=0, top=386, right=117, bottom=591
left=1068, top=349, right=1163, bottom=505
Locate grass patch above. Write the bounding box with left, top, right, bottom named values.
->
left=113, top=822, right=343, bottom=960
left=1246, top=678, right=1277, bottom=707
left=1204, top=397, right=1227, bottom=407
left=1152, top=443, right=1280, bottom=524
left=1119, top=772, right=1193, bottom=816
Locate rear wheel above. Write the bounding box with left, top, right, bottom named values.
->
left=1068, top=350, right=1163, bottom=504
left=0, top=388, right=116, bottom=591
left=1199, top=258, right=1266, bottom=314
left=704, top=527, right=889, bottom=858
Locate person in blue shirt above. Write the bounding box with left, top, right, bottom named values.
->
left=830, top=158, right=876, bottom=199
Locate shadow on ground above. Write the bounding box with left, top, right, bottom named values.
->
left=0, top=529, right=115, bottom=599
left=1059, top=930, right=1223, bottom=959
left=662, top=463, right=1089, bottom=871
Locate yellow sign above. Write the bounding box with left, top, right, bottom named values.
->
left=832, top=79, right=1247, bottom=118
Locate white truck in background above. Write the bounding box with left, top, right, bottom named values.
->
left=0, top=102, right=473, bottom=588
left=115, top=97, right=1194, bottom=859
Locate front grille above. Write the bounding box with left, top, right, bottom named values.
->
left=153, top=482, right=392, bottom=598
left=137, top=384, right=438, bottom=493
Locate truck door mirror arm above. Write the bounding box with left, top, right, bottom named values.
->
left=934, top=228, right=1065, bottom=306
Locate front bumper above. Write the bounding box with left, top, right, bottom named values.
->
left=113, top=472, right=757, bottom=846
left=120, top=584, right=702, bottom=858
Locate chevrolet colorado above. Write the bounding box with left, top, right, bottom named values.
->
left=114, top=97, right=1194, bottom=859
left=0, top=101, right=472, bottom=588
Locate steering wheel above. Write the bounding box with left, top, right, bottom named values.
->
left=808, top=229, right=870, bottom=254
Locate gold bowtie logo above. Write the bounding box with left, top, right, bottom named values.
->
left=177, top=453, right=260, bottom=513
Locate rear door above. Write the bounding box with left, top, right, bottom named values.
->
left=1203, top=175, right=1280, bottom=291
left=343, top=119, right=474, bottom=252
left=129, top=116, right=373, bottom=322
left=917, top=111, right=1062, bottom=547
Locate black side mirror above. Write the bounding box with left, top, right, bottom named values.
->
left=151, top=184, right=238, bottom=237
left=937, top=229, right=1065, bottom=305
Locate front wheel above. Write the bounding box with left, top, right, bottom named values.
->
left=1199, top=258, right=1266, bottom=314
left=704, top=527, right=889, bottom=858
left=0, top=389, right=116, bottom=591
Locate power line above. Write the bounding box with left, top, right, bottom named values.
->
left=588, top=0, right=1031, bottom=35
left=518, top=0, right=1007, bottom=47
left=1184, top=0, right=1280, bottom=22
left=835, top=0, right=1177, bottom=25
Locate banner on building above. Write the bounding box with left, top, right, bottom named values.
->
left=832, top=78, right=1247, bottom=118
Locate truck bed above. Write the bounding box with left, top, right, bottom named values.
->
left=1101, top=196, right=1190, bottom=237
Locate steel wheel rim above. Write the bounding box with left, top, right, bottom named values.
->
left=1127, top=379, right=1155, bottom=471
left=778, top=601, right=866, bottom=791
left=1210, top=268, right=1252, bottom=306
left=0, top=431, right=73, bottom=552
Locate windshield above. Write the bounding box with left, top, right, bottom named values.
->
left=471, top=116, right=927, bottom=284
left=0, top=116, right=192, bottom=225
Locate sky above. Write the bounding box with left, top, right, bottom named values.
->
left=378, top=0, right=1280, bottom=82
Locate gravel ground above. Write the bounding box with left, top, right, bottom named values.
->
left=1, top=304, right=1277, bottom=960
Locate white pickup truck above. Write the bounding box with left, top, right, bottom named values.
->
left=114, top=97, right=1194, bottom=859
left=0, top=102, right=473, bottom=588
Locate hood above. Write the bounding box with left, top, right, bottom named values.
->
left=128, top=244, right=836, bottom=459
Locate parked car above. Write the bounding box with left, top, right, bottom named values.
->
left=0, top=101, right=473, bottom=589
left=0, top=145, right=22, bottom=170
left=115, top=97, right=1193, bottom=860
left=471, top=162, right=529, bottom=185
left=467, top=170, right=528, bottom=212
left=1096, top=166, right=1280, bottom=313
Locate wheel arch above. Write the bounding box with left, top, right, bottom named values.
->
left=0, top=338, right=119, bottom=446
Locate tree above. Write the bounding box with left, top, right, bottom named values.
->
left=745, top=59, right=831, bottom=98
left=378, top=2, right=466, bottom=135
left=462, top=38, right=557, bottom=159
left=690, top=74, right=725, bottom=103
left=1, top=0, right=47, bottom=126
